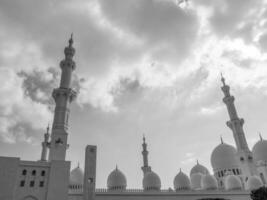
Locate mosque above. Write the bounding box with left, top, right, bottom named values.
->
left=1, top=36, right=267, bottom=200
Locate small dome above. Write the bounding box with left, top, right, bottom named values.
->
left=225, top=175, right=242, bottom=190
left=190, top=161, right=210, bottom=176
left=252, top=137, right=267, bottom=163
left=69, top=165, right=84, bottom=185
left=107, top=166, right=127, bottom=190
left=211, top=142, right=239, bottom=171
left=190, top=173, right=203, bottom=190
left=173, top=169, right=190, bottom=191
left=246, top=176, right=263, bottom=190
left=143, top=171, right=161, bottom=191
left=201, top=174, right=218, bottom=190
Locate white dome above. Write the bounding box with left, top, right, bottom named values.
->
left=143, top=171, right=161, bottom=191
left=225, top=175, right=242, bottom=190
left=173, top=169, right=190, bottom=191
left=252, top=138, right=267, bottom=163
left=69, top=165, right=84, bottom=185
left=107, top=166, right=127, bottom=190
left=211, top=142, right=239, bottom=171
left=190, top=161, right=209, bottom=176
left=190, top=173, right=203, bottom=190
left=201, top=174, right=218, bottom=190
left=246, top=176, right=263, bottom=190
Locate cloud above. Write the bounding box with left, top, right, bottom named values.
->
left=0, top=67, right=52, bottom=144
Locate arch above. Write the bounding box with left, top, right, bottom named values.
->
left=22, top=195, right=38, bottom=200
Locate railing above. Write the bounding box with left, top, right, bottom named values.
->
left=95, top=188, right=175, bottom=193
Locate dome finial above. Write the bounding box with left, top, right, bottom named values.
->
left=221, top=72, right=226, bottom=86
left=180, top=168, right=182, bottom=172
left=196, top=159, right=199, bottom=165
left=220, top=135, right=224, bottom=144
left=78, top=162, right=80, bottom=168
left=259, top=132, right=263, bottom=141
left=116, top=164, right=118, bottom=170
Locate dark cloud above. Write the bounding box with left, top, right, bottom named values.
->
left=98, top=0, right=199, bottom=63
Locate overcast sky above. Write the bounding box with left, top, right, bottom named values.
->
left=1, top=0, right=267, bottom=189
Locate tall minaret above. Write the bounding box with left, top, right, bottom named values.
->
left=40, top=125, right=50, bottom=161
left=220, top=75, right=257, bottom=179
left=141, top=136, right=151, bottom=175
left=48, top=35, right=77, bottom=161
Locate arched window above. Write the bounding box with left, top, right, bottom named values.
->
left=39, top=181, right=44, bottom=187
left=20, top=180, right=25, bottom=187
left=22, top=169, right=27, bottom=175
left=30, top=181, right=35, bottom=187
left=32, top=170, right=36, bottom=176
left=41, top=170, right=45, bottom=176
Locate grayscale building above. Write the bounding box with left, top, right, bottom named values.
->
left=1, top=37, right=267, bottom=200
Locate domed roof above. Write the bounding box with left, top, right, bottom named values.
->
left=201, top=174, right=218, bottom=190
left=246, top=176, right=263, bottom=190
left=225, top=175, right=242, bottom=190
left=190, top=161, right=210, bottom=176
left=107, top=166, right=127, bottom=190
left=143, top=171, right=161, bottom=191
left=252, top=135, right=267, bottom=163
left=69, top=165, right=84, bottom=185
left=173, top=169, right=190, bottom=191
left=190, top=172, right=203, bottom=190
left=211, top=141, right=239, bottom=171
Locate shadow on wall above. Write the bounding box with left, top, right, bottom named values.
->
left=250, top=186, right=267, bottom=200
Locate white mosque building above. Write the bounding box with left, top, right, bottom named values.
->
left=1, top=37, right=267, bottom=200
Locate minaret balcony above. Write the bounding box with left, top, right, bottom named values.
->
left=52, top=88, right=77, bottom=103
left=60, top=59, right=76, bottom=70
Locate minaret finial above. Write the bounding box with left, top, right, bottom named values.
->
left=180, top=168, right=181, bottom=172
left=78, top=162, right=80, bottom=168
left=69, top=33, right=73, bottom=47
left=259, top=132, right=263, bottom=141
left=220, top=135, right=224, bottom=144
left=197, top=159, right=199, bottom=165
left=221, top=72, right=226, bottom=86
left=143, top=134, right=146, bottom=143
left=116, top=164, right=118, bottom=170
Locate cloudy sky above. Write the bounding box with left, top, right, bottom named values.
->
left=1, top=0, right=267, bottom=189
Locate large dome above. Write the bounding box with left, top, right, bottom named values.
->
left=246, top=176, right=263, bottom=191
left=190, top=161, right=209, bottom=176
left=225, top=175, right=242, bottom=190
left=252, top=137, right=267, bottom=163
left=190, top=173, right=203, bottom=190
left=173, top=169, right=190, bottom=191
left=107, top=166, right=127, bottom=190
left=69, top=165, right=84, bottom=185
left=211, top=142, right=239, bottom=171
left=201, top=174, right=218, bottom=190
left=143, top=171, right=161, bottom=191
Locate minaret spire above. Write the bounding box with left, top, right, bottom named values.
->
left=141, top=135, right=151, bottom=175
left=48, top=35, right=77, bottom=161
left=220, top=75, right=257, bottom=178
left=40, top=124, right=50, bottom=161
